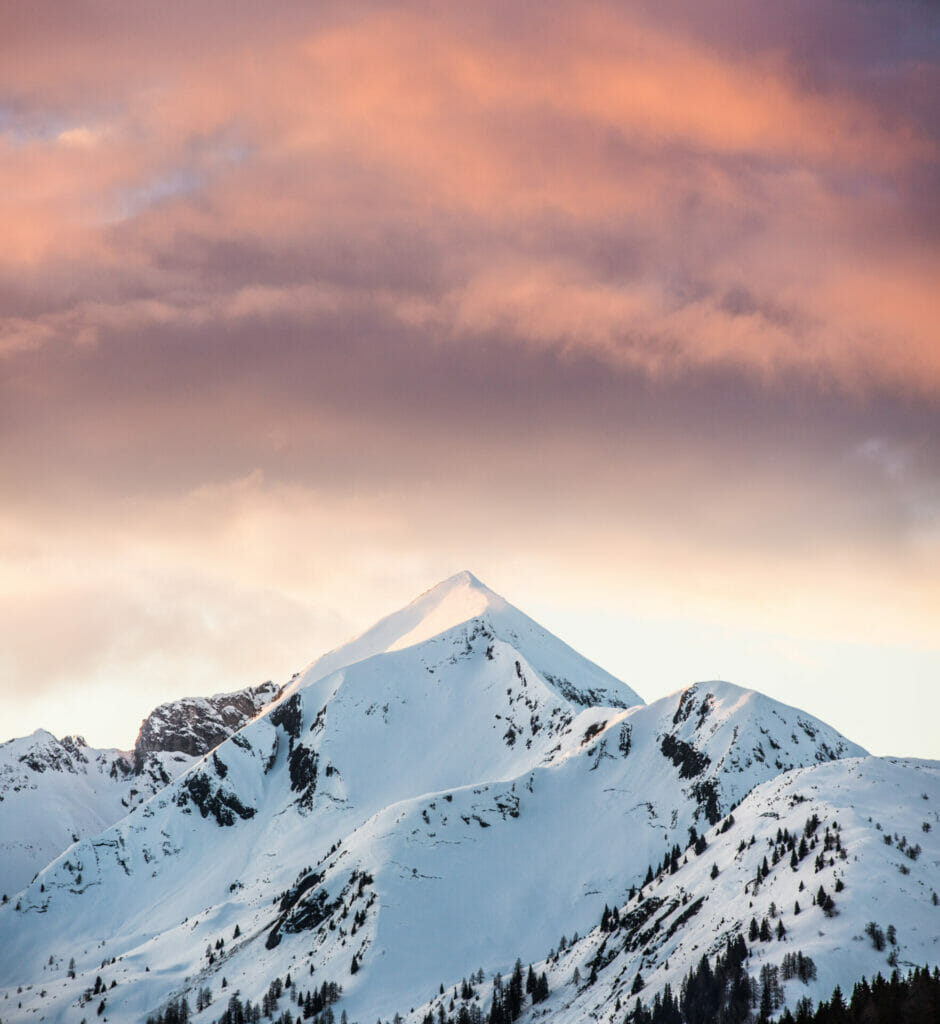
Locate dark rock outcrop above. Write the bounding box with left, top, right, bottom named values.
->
left=133, top=682, right=280, bottom=764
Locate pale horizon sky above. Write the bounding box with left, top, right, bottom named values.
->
left=1, top=0, right=938, bottom=759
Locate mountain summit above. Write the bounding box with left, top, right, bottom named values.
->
left=299, top=570, right=510, bottom=681
left=299, top=570, right=643, bottom=710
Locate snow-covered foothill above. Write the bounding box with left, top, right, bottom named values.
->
left=408, top=756, right=939, bottom=1024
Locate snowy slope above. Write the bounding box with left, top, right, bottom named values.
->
left=231, top=679, right=866, bottom=1022
left=0, top=683, right=280, bottom=897
left=0, top=574, right=887, bottom=1024
left=0, top=732, right=194, bottom=900
left=396, top=756, right=939, bottom=1024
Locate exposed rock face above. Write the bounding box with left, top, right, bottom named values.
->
left=133, top=682, right=281, bottom=762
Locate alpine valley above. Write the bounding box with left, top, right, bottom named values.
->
left=1, top=573, right=937, bottom=1024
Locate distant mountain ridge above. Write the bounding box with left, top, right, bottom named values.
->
left=0, top=572, right=935, bottom=1024
left=0, top=681, right=281, bottom=896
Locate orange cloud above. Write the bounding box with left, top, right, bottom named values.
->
left=0, top=0, right=936, bottom=394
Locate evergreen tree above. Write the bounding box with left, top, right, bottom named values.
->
left=533, top=973, right=549, bottom=1005
left=506, top=960, right=523, bottom=1021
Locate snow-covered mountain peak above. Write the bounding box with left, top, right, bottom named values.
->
left=297, top=570, right=502, bottom=682
left=295, top=571, right=643, bottom=709
left=386, top=571, right=502, bottom=652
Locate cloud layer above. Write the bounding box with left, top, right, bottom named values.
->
left=1, top=0, right=938, bottom=756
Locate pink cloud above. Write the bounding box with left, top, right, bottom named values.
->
left=0, top=1, right=935, bottom=395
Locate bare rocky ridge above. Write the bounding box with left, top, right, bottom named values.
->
left=133, top=682, right=281, bottom=763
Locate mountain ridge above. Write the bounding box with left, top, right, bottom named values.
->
left=0, top=573, right=933, bottom=1024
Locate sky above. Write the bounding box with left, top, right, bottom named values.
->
left=1, top=0, right=938, bottom=759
